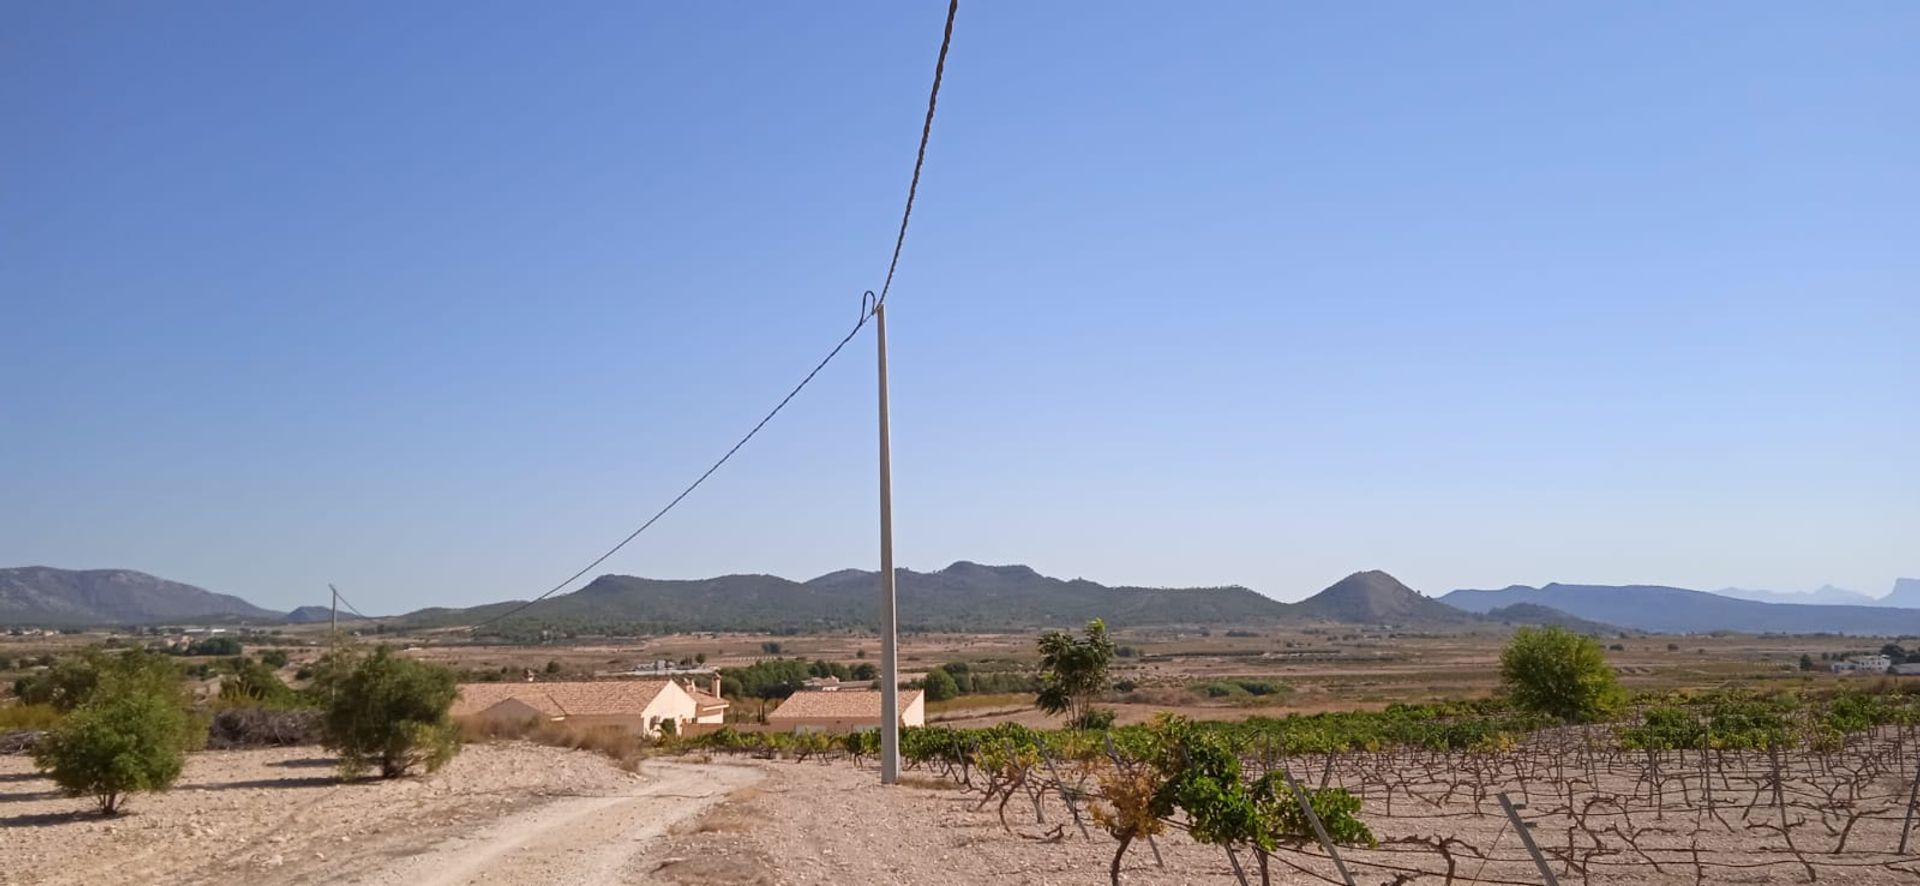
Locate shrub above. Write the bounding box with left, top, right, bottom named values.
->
left=923, top=667, right=959, bottom=702
left=31, top=661, right=198, bottom=814
left=1072, top=707, right=1117, bottom=730
left=184, top=636, right=243, bottom=657
left=259, top=649, right=291, bottom=669
left=1500, top=626, right=1624, bottom=723
left=219, top=657, right=300, bottom=707
left=322, top=647, right=460, bottom=778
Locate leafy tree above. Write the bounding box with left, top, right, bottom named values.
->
left=259, top=648, right=291, bottom=669
left=32, top=655, right=199, bottom=814
left=694, top=652, right=707, bottom=665
left=16, top=649, right=182, bottom=713
left=544, top=660, right=562, bottom=675
left=1499, top=626, right=1624, bottom=723
left=322, top=647, right=460, bottom=778
left=1036, top=618, right=1116, bottom=727
left=923, top=667, right=959, bottom=702
left=850, top=662, right=878, bottom=682
left=760, top=641, right=783, bottom=655
left=1799, top=653, right=1816, bottom=672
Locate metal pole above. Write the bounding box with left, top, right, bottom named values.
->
left=876, top=301, right=900, bottom=785
left=328, top=583, right=340, bottom=705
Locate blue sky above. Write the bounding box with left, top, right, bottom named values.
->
left=3, top=3, right=1915, bottom=612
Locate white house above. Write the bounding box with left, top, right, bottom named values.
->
left=451, top=678, right=728, bottom=736
left=1833, top=655, right=1892, bottom=675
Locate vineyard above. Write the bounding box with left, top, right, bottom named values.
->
left=683, top=688, right=1920, bottom=884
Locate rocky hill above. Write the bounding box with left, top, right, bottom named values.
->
left=1482, top=602, right=1621, bottom=635
left=0, top=566, right=283, bottom=626
left=1288, top=570, right=1477, bottom=625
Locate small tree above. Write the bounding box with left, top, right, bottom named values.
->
left=33, top=655, right=197, bottom=814
left=323, top=647, right=460, bottom=778
left=923, top=667, right=959, bottom=702
left=1799, top=653, right=1816, bottom=672
left=259, top=648, right=291, bottom=669
left=1500, top=626, right=1624, bottom=723
left=1036, top=618, right=1116, bottom=727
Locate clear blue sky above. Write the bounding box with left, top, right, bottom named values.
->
left=4, top=3, right=1915, bottom=613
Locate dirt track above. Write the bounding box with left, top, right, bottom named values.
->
left=0, top=745, right=758, bottom=886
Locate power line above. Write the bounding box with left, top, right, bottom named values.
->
left=469, top=2, right=958, bottom=635
left=330, top=585, right=373, bottom=621
left=878, top=0, right=959, bottom=308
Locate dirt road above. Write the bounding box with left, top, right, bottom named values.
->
left=0, top=745, right=762, bottom=886
left=357, top=761, right=762, bottom=886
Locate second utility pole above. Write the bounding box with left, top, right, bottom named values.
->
left=876, top=300, right=900, bottom=785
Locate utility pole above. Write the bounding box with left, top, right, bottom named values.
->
left=876, top=301, right=900, bottom=785
left=327, top=583, right=341, bottom=704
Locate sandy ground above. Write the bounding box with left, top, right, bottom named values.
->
left=0, top=744, right=753, bottom=886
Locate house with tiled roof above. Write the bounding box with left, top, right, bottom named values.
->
left=765, top=688, right=925, bottom=733
left=451, top=677, right=726, bottom=736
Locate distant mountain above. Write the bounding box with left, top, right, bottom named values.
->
left=1884, top=578, right=1920, bottom=609
left=1483, top=602, right=1621, bottom=635
left=1441, top=583, right=1920, bottom=636
left=1288, top=571, right=1477, bottom=625
left=285, top=605, right=339, bottom=624
left=0, top=566, right=284, bottom=626
left=404, top=561, right=1297, bottom=633
left=1709, top=585, right=1877, bottom=606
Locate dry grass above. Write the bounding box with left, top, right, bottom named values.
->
left=0, top=702, right=61, bottom=731
left=457, top=715, right=651, bottom=770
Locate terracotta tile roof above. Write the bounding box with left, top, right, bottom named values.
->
left=451, top=680, right=677, bottom=718
left=686, top=687, right=730, bottom=712
left=766, top=689, right=924, bottom=722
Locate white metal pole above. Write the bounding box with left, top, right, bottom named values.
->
left=876, top=301, right=900, bottom=785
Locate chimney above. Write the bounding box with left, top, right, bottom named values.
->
left=711, top=672, right=722, bottom=697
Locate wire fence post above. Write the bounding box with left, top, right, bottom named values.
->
left=1498, top=792, right=1560, bottom=886
left=1281, top=769, right=1357, bottom=886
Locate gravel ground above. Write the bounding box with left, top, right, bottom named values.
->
left=0, top=743, right=650, bottom=886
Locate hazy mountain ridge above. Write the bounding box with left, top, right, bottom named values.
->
left=1441, top=582, right=1920, bottom=636
left=1708, top=584, right=1883, bottom=606
left=0, top=566, right=285, bottom=626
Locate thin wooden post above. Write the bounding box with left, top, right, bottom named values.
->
left=1282, top=769, right=1357, bottom=886
left=1498, top=792, right=1561, bottom=886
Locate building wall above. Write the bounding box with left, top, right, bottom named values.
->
left=639, top=682, right=700, bottom=735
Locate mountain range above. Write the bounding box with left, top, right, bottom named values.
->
left=0, top=566, right=283, bottom=626
left=1441, top=582, right=1920, bottom=635
left=3, top=564, right=1917, bottom=637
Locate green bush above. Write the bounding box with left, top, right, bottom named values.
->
left=923, top=667, right=959, bottom=702
left=31, top=659, right=199, bottom=814
left=1499, top=626, right=1624, bottom=723
left=259, top=649, right=291, bottom=669
left=322, top=647, right=460, bottom=778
